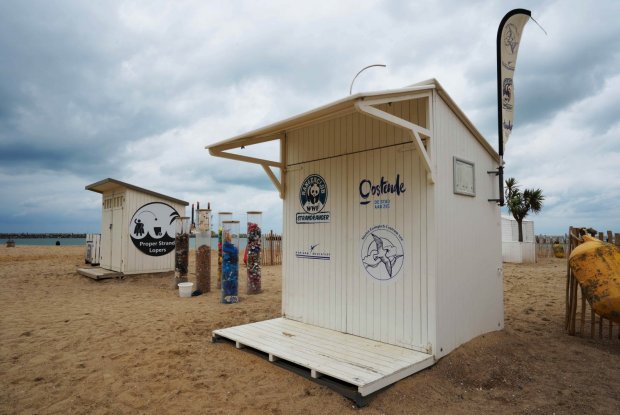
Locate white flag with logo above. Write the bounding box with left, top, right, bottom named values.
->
left=500, top=13, right=529, bottom=147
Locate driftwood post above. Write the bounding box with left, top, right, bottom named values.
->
left=270, top=230, right=274, bottom=266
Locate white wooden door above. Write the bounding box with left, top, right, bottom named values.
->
left=110, top=205, right=123, bottom=271
left=346, top=144, right=428, bottom=351
left=283, top=156, right=347, bottom=332
left=284, top=144, right=428, bottom=351
left=100, top=194, right=124, bottom=272
left=100, top=206, right=112, bottom=270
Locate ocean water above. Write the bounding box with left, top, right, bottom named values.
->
left=1, top=237, right=248, bottom=250
left=1, top=238, right=86, bottom=246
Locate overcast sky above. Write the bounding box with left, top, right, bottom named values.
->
left=1, top=0, right=618, bottom=235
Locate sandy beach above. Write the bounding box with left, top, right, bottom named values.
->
left=1, top=245, right=619, bottom=414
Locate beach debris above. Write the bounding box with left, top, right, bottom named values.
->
left=196, top=244, right=211, bottom=291
left=174, top=217, right=190, bottom=288
left=221, top=221, right=240, bottom=303
left=569, top=235, right=620, bottom=323
left=195, top=207, right=212, bottom=293
left=217, top=212, right=233, bottom=289
left=246, top=212, right=262, bottom=295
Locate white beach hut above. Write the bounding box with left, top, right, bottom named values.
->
left=501, top=215, right=536, bottom=263
left=207, top=79, right=503, bottom=403
left=79, top=178, right=188, bottom=279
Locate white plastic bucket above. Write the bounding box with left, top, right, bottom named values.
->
left=178, top=282, right=193, bottom=298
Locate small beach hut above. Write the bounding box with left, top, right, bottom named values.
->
left=501, top=215, right=536, bottom=263
left=80, top=178, right=188, bottom=279
left=207, top=79, right=503, bottom=402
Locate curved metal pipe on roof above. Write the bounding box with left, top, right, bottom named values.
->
left=349, top=64, right=386, bottom=95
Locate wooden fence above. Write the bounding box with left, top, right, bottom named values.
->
left=565, top=226, right=620, bottom=340
left=261, top=231, right=282, bottom=266
left=536, top=235, right=569, bottom=258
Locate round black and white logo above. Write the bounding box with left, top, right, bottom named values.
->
left=360, top=225, right=405, bottom=281
left=299, top=174, right=328, bottom=214
left=129, top=202, right=180, bottom=256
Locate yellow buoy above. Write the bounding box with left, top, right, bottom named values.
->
left=552, top=243, right=565, bottom=258
left=569, top=235, right=620, bottom=324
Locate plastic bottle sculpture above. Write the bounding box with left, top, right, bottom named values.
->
left=195, top=207, right=211, bottom=293
left=217, top=212, right=232, bottom=289
left=246, top=211, right=262, bottom=294
left=221, top=221, right=239, bottom=304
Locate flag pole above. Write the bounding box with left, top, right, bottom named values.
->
left=493, top=8, right=530, bottom=206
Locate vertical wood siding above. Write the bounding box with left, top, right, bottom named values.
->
left=100, top=192, right=125, bottom=271
left=123, top=189, right=185, bottom=274
left=286, top=98, right=428, bottom=166
left=431, top=92, right=503, bottom=358
left=283, top=98, right=431, bottom=351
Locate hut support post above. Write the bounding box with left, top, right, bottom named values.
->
left=208, top=136, right=286, bottom=199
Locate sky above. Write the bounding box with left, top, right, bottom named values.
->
left=0, top=0, right=618, bottom=235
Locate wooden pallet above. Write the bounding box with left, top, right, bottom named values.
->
left=212, top=318, right=434, bottom=406
left=77, top=267, right=123, bottom=280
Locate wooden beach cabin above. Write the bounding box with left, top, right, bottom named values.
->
left=502, top=215, right=536, bottom=263
left=207, top=79, right=503, bottom=404
left=79, top=178, right=188, bottom=279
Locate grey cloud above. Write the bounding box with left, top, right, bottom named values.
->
left=1, top=0, right=619, bottom=235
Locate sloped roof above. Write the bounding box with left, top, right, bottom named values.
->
left=206, top=78, right=498, bottom=162
left=85, top=178, right=189, bottom=206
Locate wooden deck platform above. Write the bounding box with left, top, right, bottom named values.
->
left=77, top=267, right=123, bottom=280
left=212, top=318, right=434, bottom=404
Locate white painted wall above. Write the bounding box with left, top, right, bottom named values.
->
left=98, top=187, right=185, bottom=275
left=430, top=91, right=503, bottom=359
left=123, top=188, right=185, bottom=274
left=284, top=95, right=431, bottom=352
left=282, top=91, right=502, bottom=356
left=284, top=142, right=430, bottom=352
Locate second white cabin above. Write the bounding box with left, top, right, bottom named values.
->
left=84, top=178, right=188, bottom=276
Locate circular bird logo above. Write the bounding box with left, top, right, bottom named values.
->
left=360, top=226, right=404, bottom=281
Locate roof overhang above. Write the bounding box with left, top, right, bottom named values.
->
left=85, top=178, right=189, bottom=206
left=207, top=83, right=435, bottom=154
left=206, top=79, right=499, bottom=163
left=205, top=79, right=499, bottom=198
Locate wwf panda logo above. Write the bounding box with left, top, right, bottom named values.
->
left=299, top=174, right=327, bottom=214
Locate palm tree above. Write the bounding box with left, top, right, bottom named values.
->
left=505, top=178, right=545, bottom=242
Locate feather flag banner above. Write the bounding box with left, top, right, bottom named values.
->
left=498, top=9, right=530, bottom=149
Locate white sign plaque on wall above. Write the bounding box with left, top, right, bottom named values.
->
left=453, top=157, right=475, bottom=197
